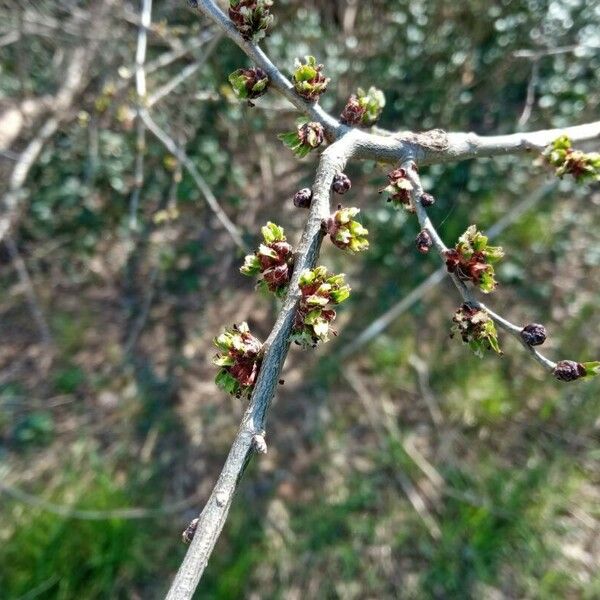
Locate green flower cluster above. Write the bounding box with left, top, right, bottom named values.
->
left=340, top=87, right=386, bottom=126
left=278, top=121, right=324, bottom=158
left=213, top=322, right=263, bottom=398
left=240, top=222, right=293, bottom=298
left=323, top=207, right=369, bottom=253
left=445, top=225, right=504, bottom=293
left=292, top=56, right=330, bottom=101
left=380, top=167, right=414, bottom=209
left=228, top=0, right=274, bottom=43
left=543, top=135, right=600, bottom=183
left=228, top=67, right=269, bottom=105
left=451, top=304, right=501, bottom=358
left=291, top=267, right=350, bottom=347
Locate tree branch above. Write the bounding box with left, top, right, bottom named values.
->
left=194, top=1, right=599, bottom=168
left=403, top=160, right=556, bottom=371
left=193, top=0, right=341, bottom=135
left=340, top=182, right=558, bottom=359
left=140, top=109, right=248, bottom=251
left=165, top=2, right=600, bottom=596
left=165, top=131, right=359, bottom=600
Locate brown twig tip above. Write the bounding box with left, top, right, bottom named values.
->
left=182, top=518, right=199, bottom=545
left=252, top=432, right=268, bottom=454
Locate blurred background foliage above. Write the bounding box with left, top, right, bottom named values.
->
left=0, top=0, right=599, bottom=598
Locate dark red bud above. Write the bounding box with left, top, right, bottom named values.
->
left=520, top=323, right=547, bottom=346
left=293, top=188, right=313, bottom=208
left=331, top=172, right=352, bottom=194
left=270, top=241, right=292, bottom=259
left=415, top=230, right=433, bottom=253
left=420, top=192, right=436, bottom=207
left=263, top=264, right=290, bottom=288
left=553, top=360, right=586, bottom=382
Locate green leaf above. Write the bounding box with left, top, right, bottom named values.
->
left=240, top=254, right=261, bottom=276
left=213, top=354, right=235, bottom=367
left=581, top=361, right=600, bottom=379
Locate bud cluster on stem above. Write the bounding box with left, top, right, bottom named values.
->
left=291, top=267, right=351, bottom=348
left=380, top=167, right=414, bottom=209
left=228, top=67, right=270, bottom=105
left=228, top=0, right=274, bottom=43
left=213, top=322, right=263, bottom=398
left=451, top=304, right=501, bottom=357
left=278, top=121, right=325, bottom=158
left=240, top=222, right=293, bottom=297
left=340, top=87, right=386, bottom=127
left=444, top=225, right=504, bottom=293
left=323, top=206, right=369, bottom=253
left=543, top=135, right=600, bottom=183
left=292, top=55, right=330, bottom=101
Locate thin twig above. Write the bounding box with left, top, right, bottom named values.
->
left=0, top=480, right=202, bottom=521
left=146, top=34, right=222, bottom=108
left=165, top=131, right=360, bottom=600
left=4, top=235, right=53, bottom=348
left=130, top=0, right=153, bottom=231
left=343, top=366, right=441, bottom=540
left=340, top=182, right=557, bottom=358
left=140, top=109, right=248, bottom=251
left=403, top=160, right=556, bottom=371
left=518, top=58, right=539, bottom=128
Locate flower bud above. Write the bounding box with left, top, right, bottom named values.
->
left=182, top=518, right=199, bottom=544
left=445, top=225, right=504, bottom=294
left=331, top=173, right=351, bottom=194
left=451, top=303, right=501, bottom=357
left=543, top=135, right=600, bottom=184
left=415, top=230, right=432, bottom=254
left=291, top=267, right=350, bottom=347
left=278, top=122, right=324, bottom=158
left=213, top=322, right=263, bottom=398
left=553, top=360, right=586, bottom=382
left=340, top=87, right=385, bottom=126
left=520, top=323, right=547, bottom=346
left=292, top=56, right=330, bottom=101
left=324, top=206, right=369, bottom=253
left=228, top=67, right=269, bottom=105
left=339, top=96, right=365, bottom=126
left=293, top=188, right=313, bottom=208
left=241, top=222, right=293, bottom=297
left=420, top=192, right=436, bottom=207
left=228, top=0, right=274, bottom=43
left=380, top=167, right=413, bottom=209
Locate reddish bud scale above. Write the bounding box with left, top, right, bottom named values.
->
left=340, top=95, right=366, bottom=126
left=293, top=188, right=313, bottom=208
left=420, top=192, right=436, bottom=207
left=520, top=323, right=547, bottom=346
left=553, top=360, right=586, bottom=382
left=332, top=173, right=352, bottom=194
left=416, top=230, right=432, bottom=253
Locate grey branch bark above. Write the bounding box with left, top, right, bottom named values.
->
left=165, top=132, right=360, bottom=600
